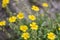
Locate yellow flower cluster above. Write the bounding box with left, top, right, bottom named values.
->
left=42, top=3, right=48, bottom=7
left=28, top=15, right=36, bottom=21
left=0, top=21, right=6, bottom=26
left=21, top=32, right=30, bottom=40
left=30, top=22, right=38, bottom=30
left=20, top=25, right=28, bottom=32
left=19, top=25, right=30, bottom=39
left=7, top=12, right=37, bottom=23
left=31, top=5, right=40, bottom=11
left=2, top=0, right=9, bottom=8
left=47, top=32, right=56, bottom=40
left=19, top=22, right=38, bottom=39
left=8, top=12, right=24, bottom=23
left=8, top=16, right=16, bottom=23
left=17, top=12, right=24, bottom=19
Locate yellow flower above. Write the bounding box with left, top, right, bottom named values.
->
left=47, top=32, right=56, bottom=40
left=31, top=5, right=40, bottom=11
left=42, top=3, right=48, bottom=7
left=30, top=22, right=38, bottom=30
left=2, top=0, right=9, bottom=8
left=0, top=21, right=6, bottom=26
left=58, top=27, right=60, bottom=30
left=21, top=32, right=30, bottom=40
left=28, top=15, right=36, bottom=21
left=17, top=12, right=24, bottom=19
left=8, top=16, right=16, bottom=23
left=20, top=25, right=28, bottom=32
